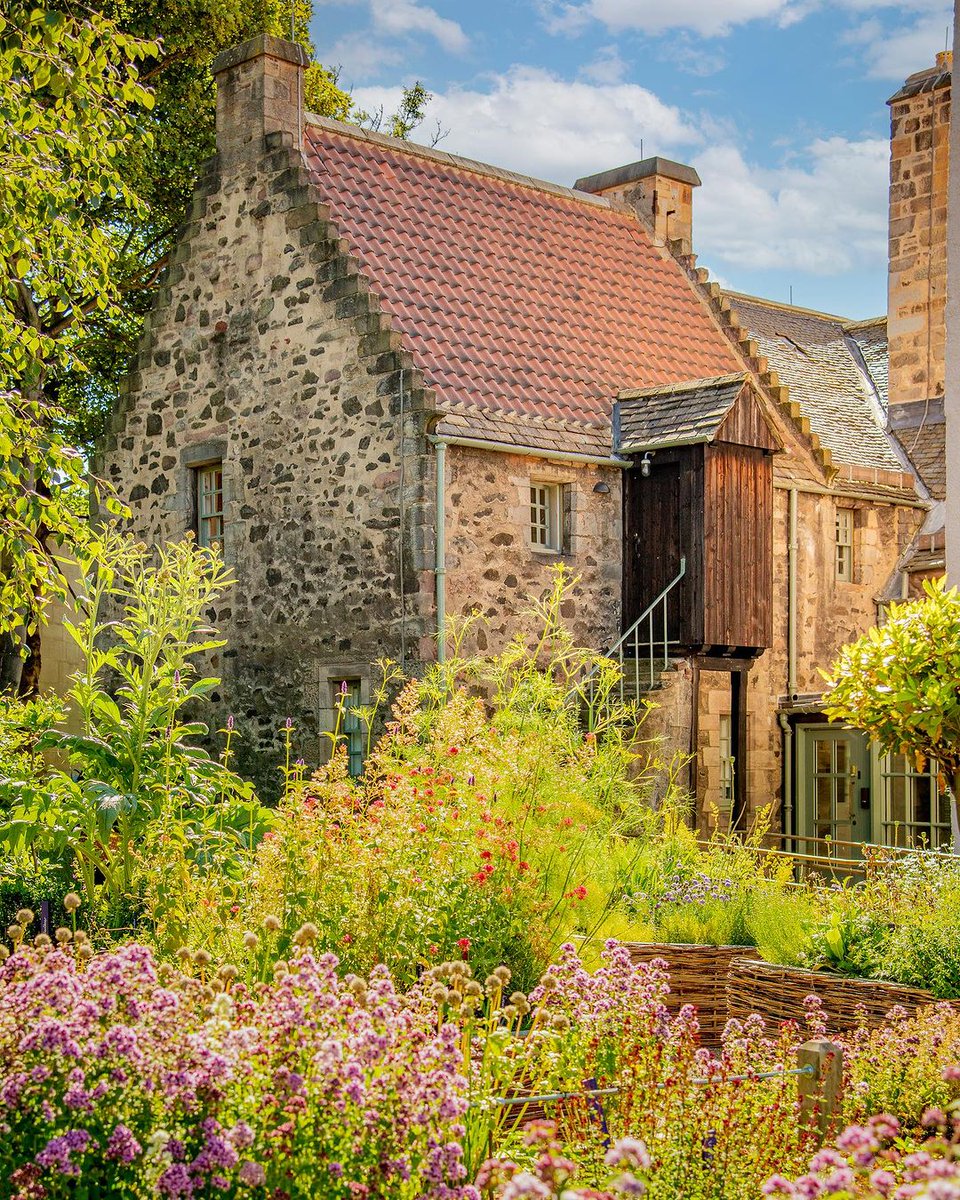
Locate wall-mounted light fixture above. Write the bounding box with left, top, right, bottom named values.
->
left=592, top=480, right=611, bottom=494
left=640, top=452, right=654, bottom=478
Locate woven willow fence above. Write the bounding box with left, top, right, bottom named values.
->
left=626, top=942, right=747, bottom=1044
left=726, top=958, right=933, bottom=1032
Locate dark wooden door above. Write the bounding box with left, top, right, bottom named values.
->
left=623, top=452, right=699, bottom=642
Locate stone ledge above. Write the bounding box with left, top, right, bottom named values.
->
left=212, top=34, right=309, bottom=78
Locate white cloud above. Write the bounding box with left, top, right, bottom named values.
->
left=696, top=137, right=889, bottom=276
left=319, top=0, right=469, bottom=84
left=579, top=43, right=629, bottom=83
left=351, top=71, right=888, bottom=283
left=350, top=66, right=699, bottom=182
left=540, top=0, right=948, bottom=40
left=541, top=0, right=810, bottom=38
left=843, top=8, right=952, bottom=79
left=369, top=0, right=469, bottom=53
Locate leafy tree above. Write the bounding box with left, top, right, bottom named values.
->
left=56, top=0, right=431, bottom=447
left=1, top=1, right=430, bottom=694
left=0, top=4, right=155, bottom=692
left=823, top=577, right=960, bottom=846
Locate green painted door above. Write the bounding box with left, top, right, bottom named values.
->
left=797, top=726, right=871, bottom=859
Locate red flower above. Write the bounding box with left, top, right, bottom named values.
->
left=456, top=937, right=471, bottom=959
left=428, top=944, right=438, bottom=957
left=448, top=746, right=460, bottom=756
left=342, top=933, right=353, bottom=945
left=564, top=885, right=588, bottom=901
left=518, top=861, right=530, bottom=872
left=480, top=850, right=492, bottom=861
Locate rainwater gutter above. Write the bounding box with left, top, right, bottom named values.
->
left=427, top=434, right=627, bottom=664
left=773, top=479, right=928, bottom=510
left=428, top=433, right=628, bottom=469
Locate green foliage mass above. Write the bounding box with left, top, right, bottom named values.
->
left=0, top=5, right=153, bottom=658
left=0, top=532, right=269, bottom=931
left=825, top=578, right=960, bottom=797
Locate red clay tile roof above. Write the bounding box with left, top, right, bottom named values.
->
left=303, top=119, right=740, bottom=435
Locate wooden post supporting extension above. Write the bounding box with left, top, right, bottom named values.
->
left=797, top=1039, right=843, bottom=1142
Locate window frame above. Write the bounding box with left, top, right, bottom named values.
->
left=332, top=678, right=365, bottom=778
left=194, top=461, right=225, bottom=550
left=528, top=481, right=571, bottom=554
left=835, top=507, right=854, bottom=583
left=878, top=751, right=950, bottom=849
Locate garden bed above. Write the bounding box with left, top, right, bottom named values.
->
left=627, top=942, right=747, bottom=1044
left=725, top=957, right=934, bottom=1032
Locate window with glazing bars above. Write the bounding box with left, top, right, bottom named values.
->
left=333, top=680, right=364, bottom=777
left=530, top=483, right=563, bottom=551
left=196, top=464, right=224, bottom=548
left=835, top=508, right=853, bottom=582
left=879, top=752, right=951, bottom=848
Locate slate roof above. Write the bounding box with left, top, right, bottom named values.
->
left=616, top=374, right=747, bottom=451
left=726, top=294, right=902, bottom=473
left=889, top=398, right=946, bottom=500
left=302, top=118, right=740, bottom=446
left=845, top=318, right=888, bottom=407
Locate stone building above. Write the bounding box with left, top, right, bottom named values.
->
left=98, top=33, right=938, bottom=848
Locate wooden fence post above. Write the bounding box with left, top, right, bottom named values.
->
left=797, top=1039, right=843, bottom=1142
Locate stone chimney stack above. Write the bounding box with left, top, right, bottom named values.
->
left=212, top=34, right=310, bottom=167
left=575, top=157, right=701, bottom=255
left=886, top=50, right=952, bottom=406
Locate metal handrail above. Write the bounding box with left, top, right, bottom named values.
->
left=581, top=557, right=686, bottom=717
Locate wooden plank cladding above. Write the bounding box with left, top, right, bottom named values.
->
left=703, top=443, right=772, bottom=649
left=618, top=376, right=775, bottom=655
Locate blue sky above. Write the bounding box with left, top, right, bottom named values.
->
left=310, top=1, right=953, bottom=318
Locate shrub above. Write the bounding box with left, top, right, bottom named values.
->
left=145, top=573, right=686, bottom=988
left=0, top=934, right=476, bottom=1199
left=843, top=1004, right=960, bottom=1133
left=0, top=531, right=267, bottom=928
left=763, top=1107, right=960, bottom=1198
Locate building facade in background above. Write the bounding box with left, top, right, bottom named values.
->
left=96, top=35, right=946, bottom=852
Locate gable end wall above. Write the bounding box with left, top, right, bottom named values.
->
left=93, top=132, right=435, bottom=795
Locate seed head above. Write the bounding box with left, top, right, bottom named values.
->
left=7, top=925, right=23, bottom=943
left=262, top=915, right=281, bottom=934
left=493, top=965, right=511, bottom=984
left=291, top=922, right=318, bottom=947
left=55, top=927, right=72, bottom=945
left=218, top=964, right=239, bottom=982
left=242, top=931, right=259, bottom=951
left=194, top=949, right=212, bottom=968
left=15, top=909, right=34, bottom=927
left=177, top=946, right=193, bottom=963
left=63, top=893, right=82, bottom=914
left=33, top=934, right=51, bottom=949
left=77, top=942, right=94, bottom=960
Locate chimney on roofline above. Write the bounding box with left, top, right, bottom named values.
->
left=212, top=34, right=309, bottom=166
left=886, top=49, right=952, bottom=406
left=575, top=157, right=701, bottom=255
